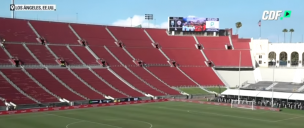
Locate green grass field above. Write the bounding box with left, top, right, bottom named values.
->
left=179, top=87, right=226, bottom=94
left=0, top=101, right=303, bottom=128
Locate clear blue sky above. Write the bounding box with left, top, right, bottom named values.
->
left=0, top=0, right=303, bottom=43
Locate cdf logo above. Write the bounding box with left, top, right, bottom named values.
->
left=262, top=10, right=291, bottom=20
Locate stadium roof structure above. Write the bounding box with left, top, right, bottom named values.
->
left=222, top=89, right=304, bottom=100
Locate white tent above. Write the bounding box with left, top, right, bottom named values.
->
left=221, top=89, right=304, bottom=100
left=288, top=93, right=304, bottom=100
left=221, top=89, right=260, bottom=97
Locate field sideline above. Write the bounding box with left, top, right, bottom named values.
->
left=0, top=101, right=303, bottom=128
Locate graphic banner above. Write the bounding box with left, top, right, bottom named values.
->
left=168, top=17, right=219, bottom=32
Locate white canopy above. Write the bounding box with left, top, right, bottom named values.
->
left=221, top=89, right=304, bottom=100
left=256, top=91, right=292, bottom=99
left=288, top=93, right=304, bottom=100
left=221, top=89, right=260, bottom=97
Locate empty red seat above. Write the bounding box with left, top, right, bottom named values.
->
left=49, top=45, right=82, bottom=65
left=30, top=21, right=78, bottom=44
left=197, top=36, right=229, bottom=49
left=179, top=67, right=224, bottom=86
left=162, top=48, right=206, bottom=65
left=72, top=69, right=127, bottom=98
left=93, top=69, right=144, bottom=97
left=70, top=46, right=97, bottom=65
left=0, top=18, right=37, bottom=43
left=145, top=29, right=196, bottom=48
left=112, top=67, right=164, bottom=96
left=107, top=27, right=152, bottom=47
left=0, top=48, right=10, bottom=64
left=70, top=24, right=116, bottom=46
left=27, top=45, right=57, bottom=65
left=0, top=72, right=36, bottom=104
left=1, top=69, right=58, bottom=103
left=107, top=47, right=134, bottom=65
left=90, top=46, right=121, bottom=66
left=129, top=67, right=180, bottom=95
left=5, top=44, right=39, bottom=65
left=50, top=69, right=104, bottom=99
left=147, top=67, right=195, bottom=86
left=27, top=69, right=84, bottom=101
left=127, top=47, right=168, bottom=65
left=234, top=38, right=251, bottom=49
left=204, top=50, right=252, bottom=67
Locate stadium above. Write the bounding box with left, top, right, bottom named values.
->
left=0, top=1, right=304, bottom=128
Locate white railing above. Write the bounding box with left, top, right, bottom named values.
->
left=45, top=44, right=59, bottom=59
left=2, top=46, right=13, bottom=58
left=66, top=45, right=87, bottom=66
left=144, top=29, right=155, bottom=43
left=23, top=43, right=43, bottom=65
left=27, top=21, right=40, bottom=37
left=228, top=34, right=235, bottom=50
left=68, top=24, right=81, bottom=40
left=105, top=27, right=118, bottom=41
left=85, top=46, right=99, bottom=59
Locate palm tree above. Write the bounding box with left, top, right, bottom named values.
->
left=282, top=29, right=288, bottom=43
left=235, top=22, right=242, bottom=35
left=289, top=29, right=294, bottom=43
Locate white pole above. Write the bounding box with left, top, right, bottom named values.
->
left=272, top=60, right=275, bottom=107
left=238, top=51, right=241, bottom=104
left=11, top=0, right=15, bottom=18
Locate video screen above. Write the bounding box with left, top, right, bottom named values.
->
left=168, top=17, right=219, bottom=32
left=182, top=17, right=207, bottom=32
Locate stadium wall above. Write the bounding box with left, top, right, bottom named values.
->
left=259, top=68, right=301, bottom=82
left=250, top=39, right=304, bottom=68
left=217, top=71, right=255, bottom=88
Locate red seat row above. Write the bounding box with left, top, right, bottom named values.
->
left=0, top=17, right=253, bottom=105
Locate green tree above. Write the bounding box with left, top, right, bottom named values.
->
left=282, top=29, right=288, bottom=43
left=235, top=22, right=242, bottom=35
left=289, top=29, right=294, bottom=43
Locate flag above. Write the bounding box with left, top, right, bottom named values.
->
left=258, top=20, right=261, bottom=27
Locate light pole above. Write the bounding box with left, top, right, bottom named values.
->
left=272, top=59, right=275, bottom=107
left=238, top=51, right=241, bottom=104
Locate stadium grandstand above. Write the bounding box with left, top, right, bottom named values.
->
left=1, top=16, right=304, bottom=108
left=0, top=1, right=304, bottom=127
